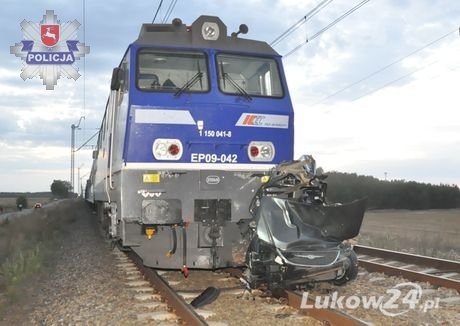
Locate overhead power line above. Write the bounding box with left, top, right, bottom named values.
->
left=313, top=27, right=459, bottom=105
left=75, top=130, right=99, bottom=152
left=351, top=60, right=438, bottom=102
left=152, top=0, right=164, bottom=23
left=162, top=0, right=178, bottom=23
left=270, top=0, right=333, bottom=47
left=284, top=0, right=371, bottom=58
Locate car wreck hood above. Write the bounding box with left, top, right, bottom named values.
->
left=255, top=197, right=367, bottom=251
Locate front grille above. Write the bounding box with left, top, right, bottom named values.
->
left=282, top=249, right=340, bottom=267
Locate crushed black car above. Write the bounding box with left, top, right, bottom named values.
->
left=244, top=155, right=367, bottom=290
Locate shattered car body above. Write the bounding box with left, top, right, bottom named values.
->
left=244, top=156, right=367, bottom=290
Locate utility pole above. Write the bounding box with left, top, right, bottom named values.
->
left=71, top=116, right=85, bottom=193
left=77, top=164, right=84, bottom=197
left=80, top=172, right=89, bottom=197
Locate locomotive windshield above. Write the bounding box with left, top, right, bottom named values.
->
left=137, top=49, right=209, bottom=92
left=217, top=54, right=283, bottom=98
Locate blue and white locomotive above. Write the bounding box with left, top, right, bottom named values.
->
left=88, top=15, right=367, bottom=289
left=87, top=16, right=295, bottom=272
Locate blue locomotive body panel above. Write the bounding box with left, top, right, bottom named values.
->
left=125, top=104, right=293, bottom=164
left=123, top=46, right=293, bottom=166
left=88, top=16, right=295, bottom=269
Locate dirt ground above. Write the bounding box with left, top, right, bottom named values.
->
left=358, top=209, right=460, bottom=257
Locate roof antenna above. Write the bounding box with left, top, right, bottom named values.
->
left=231, top=24, right=249, bottom=38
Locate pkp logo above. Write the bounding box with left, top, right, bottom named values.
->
left=236, top=113, right=290, bottom=129
left=242, top=114, right=265, bottom=126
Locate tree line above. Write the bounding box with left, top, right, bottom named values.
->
left=5, top=176, right=460, bottom=211
left=324, top=172, right=460, bottom=210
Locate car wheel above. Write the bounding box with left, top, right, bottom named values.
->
left=333, top=250, right=359, bottom=286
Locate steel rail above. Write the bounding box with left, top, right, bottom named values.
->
left=224, top=268, right=369, bottom=325
left=358, top=259, right=460, bottom=292
left=282, top=290, right=369, bottom=326
left=126, top=250, right=208, bottom=326
left=354, top=245, right=460, bottom=292
left=354, top=245, right=460, bottom=272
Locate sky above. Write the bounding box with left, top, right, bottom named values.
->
left=1, top=0, right=459, bottom=192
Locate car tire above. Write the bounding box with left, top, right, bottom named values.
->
left=333, top=250, right=359, bottom=286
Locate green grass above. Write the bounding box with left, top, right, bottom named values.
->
left=1, top=245, right=43, bottom=293
left=0, top=200, right=78, bottom=301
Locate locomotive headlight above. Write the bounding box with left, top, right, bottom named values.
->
left=201, top=22, right=219, bottom=40
left=153, top=138, right=183, bottom=160
left=155, top=143, right=168, bottom=156
left=260, top=145, right=272, bottom=158
left=248, top=141, right=275, bottom=162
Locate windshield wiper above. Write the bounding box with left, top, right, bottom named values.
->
left=222, top=72, right=252, bottom=102
left=174, top=71, right=203, bottom=97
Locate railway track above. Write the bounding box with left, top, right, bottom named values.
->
left=223, top=268, right=370, bottom=326
left=117, top=249, right=371, bottom=325
left=274, top=290, right=369, bottom=325
left=125, top=249, right=208, bottom=325
left=113, top=245, right=459, bottom=325
left=354, top=245, right=460, bottom=292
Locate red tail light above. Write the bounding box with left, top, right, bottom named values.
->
left=168, top=144, right=180, bottom=156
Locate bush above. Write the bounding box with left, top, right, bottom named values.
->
left=15, top=196, right=27, bottom=210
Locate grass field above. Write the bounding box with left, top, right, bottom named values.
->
left=357, top=209, right=460, bottom=260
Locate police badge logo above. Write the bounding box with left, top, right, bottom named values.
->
left=10, top=10, right=90, bottom=90
left=41, top=24, right=60, bottom=47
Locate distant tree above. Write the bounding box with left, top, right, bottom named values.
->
left=50, top=180, right=72, bottom=198
left=325, top=171, right=460, bottom=210
left=16, top=195, right=28, bottom=210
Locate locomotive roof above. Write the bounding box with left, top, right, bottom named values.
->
left=134, top=15, right=279, bottom=55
